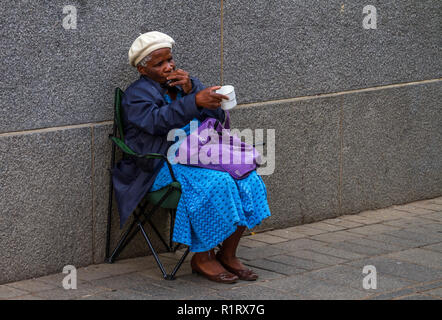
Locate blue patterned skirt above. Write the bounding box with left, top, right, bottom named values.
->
left=150, top=163, right=271, bottom=252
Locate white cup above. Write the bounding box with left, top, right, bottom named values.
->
left=215, top=85, right=237, bottom=110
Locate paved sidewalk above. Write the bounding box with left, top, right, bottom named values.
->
left=1, top=197, right=442, bottom=300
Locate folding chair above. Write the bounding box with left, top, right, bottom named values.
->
left=105, top=87, right=189, bottom=280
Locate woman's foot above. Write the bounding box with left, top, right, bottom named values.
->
left=191, top=250, right=238, bottom=283
left=216, top=250, right=259, bottom=281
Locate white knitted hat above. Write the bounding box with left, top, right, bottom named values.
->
left=128, top=31, right=175, bottom=67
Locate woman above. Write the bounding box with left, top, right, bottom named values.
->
left=114, top=31, right=271, bottom=283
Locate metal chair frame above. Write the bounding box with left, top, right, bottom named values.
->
left=105, top=88, right=189, bottom=280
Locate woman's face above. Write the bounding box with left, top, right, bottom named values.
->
left=138, top=48, right=176, bottom=84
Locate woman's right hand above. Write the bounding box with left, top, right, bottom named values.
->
left=195, top=86, right=229, bottom=110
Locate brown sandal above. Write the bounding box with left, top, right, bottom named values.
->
left=216, top=251, right=259, bottom=281
left=190, top=255, right=238, bottom=284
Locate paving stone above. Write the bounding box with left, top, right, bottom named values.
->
left=0, top=285, right=29, bottom=299
left=346, top=257, right=442, bottom=283
left=367, top=287, right=417, bottom=300
left=267, top=255, right=329, bottom=271
left=265, top=229, right=307, bottom=240
left=33, top=272, right=89, bottom=288
left=363, top=233, right=428, bottom=249
left=32, top=282, right=113, bottom=300
left=408, top=203, right=442, bottom=212
left=5, top=279, right=56, bottom=293
left=344, top=238, right=406, bottom=253
left=381, top=217, right=437, bottom=228
left=409, top=199, right=442, bottom=207
left=216, top=283, right=299, bottom=300
left=329, top=241, right=390, bottom=256
left=339, top=215, right=383, bottom=225
left=287, top=249, right=348, bottom=265
left=310, top=246, right=367, bottom=261
left=394, top=294, right=440, bottom=300
left=257, top=274, right=370, bottom=300
left=236, top=245, right=287, bottom=261
left=136, top=262, right=193, bottom=281
left=238, top=238, right=269, bottom=248
left=246, top=233, right=288, bottom=244
left=386, top=229, right=441, bottom=245
left=411, top=280, right=442, bottom=293
left=429, top=198, right=442, bottom=205
left=359, top=208, right=414, bottom=221
left=421, top=212, right=442, bottom=222
left=7, top=294, right=44, bottom=300
left=356, top=210, right=402, bottom=221
left=137, top=277, right=218, bottom=300
left=393, top=205, right=437, bottom=215
left=422, top=287, right=442, bottom=298
left=86, top=288, right=153, bottom=300
left=186, top=292, right=229, bottom=300
left=321, top=218, right=363, bottom=229
left=310, top=231, right=364, bottom=243
left=346, top=224, right=400, bottom=236
left=413, top=223, right=442, bottom=233
left=307, top=264, right=415, bottom=293
left=271, top=238, right=328, bottom=252
left=421, top=243, right=442, bottom=253
left=249, top=267, right=288, bottom=282
left=89, top=272, right=157, bottom=291
left=385, top=248, right=442, bottom=270
left=306, top=222, right=347, bottom=232
left=372, top=209, right=417, bottom=219
left=243, top=259, right=307, bottom=276
left=176, top=272, right=251, bottom=292
left=406, top=225, right=442, bottom=237
left=283, top=225, right=329, bottom=236
left=76, top=262, right=145, bottom=282
left=120, top=254, right=178, bottom=269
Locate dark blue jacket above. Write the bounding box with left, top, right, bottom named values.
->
left=112, top=75, right=225, bottom=228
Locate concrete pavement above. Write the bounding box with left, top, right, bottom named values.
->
left=1, top=197, right=441, bottom=300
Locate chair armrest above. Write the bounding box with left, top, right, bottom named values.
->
left=110, top=136, right=177, bottom=182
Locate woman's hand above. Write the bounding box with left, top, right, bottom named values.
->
left=195, top=86, right=229, bottom=110
left=166, top=69, right=192, bottom=93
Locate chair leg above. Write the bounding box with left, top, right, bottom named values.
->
left=137, top=219, right=168, bottom=279
left=107, top=219, right=137, bottom=263
left=147, top=219, right=170, bottom=251
left=110, top=199, right=170, bottom=263
left=168, top=247, right=190, bottom=280
left=169, top=209, right=174, bottom=251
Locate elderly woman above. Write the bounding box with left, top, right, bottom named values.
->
left=112, top=31, right=271, bottom=283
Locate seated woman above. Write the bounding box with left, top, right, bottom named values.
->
left=113, top=31, right=271, bottom=284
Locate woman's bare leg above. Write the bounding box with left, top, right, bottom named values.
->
left=217, top=226, right=248, bottom=270
left=191, top=249, right=228, bottom=276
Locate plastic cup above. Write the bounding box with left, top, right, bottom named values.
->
left=215, top=85, right=237, bottom=110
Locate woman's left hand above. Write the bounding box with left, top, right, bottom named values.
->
left=167, top=69, right=192, bottom=93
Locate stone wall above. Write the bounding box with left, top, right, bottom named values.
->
left=1, top=0, right=441, bottom=284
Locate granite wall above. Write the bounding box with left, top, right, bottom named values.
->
left=1, top=0, right=441, bottom=283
